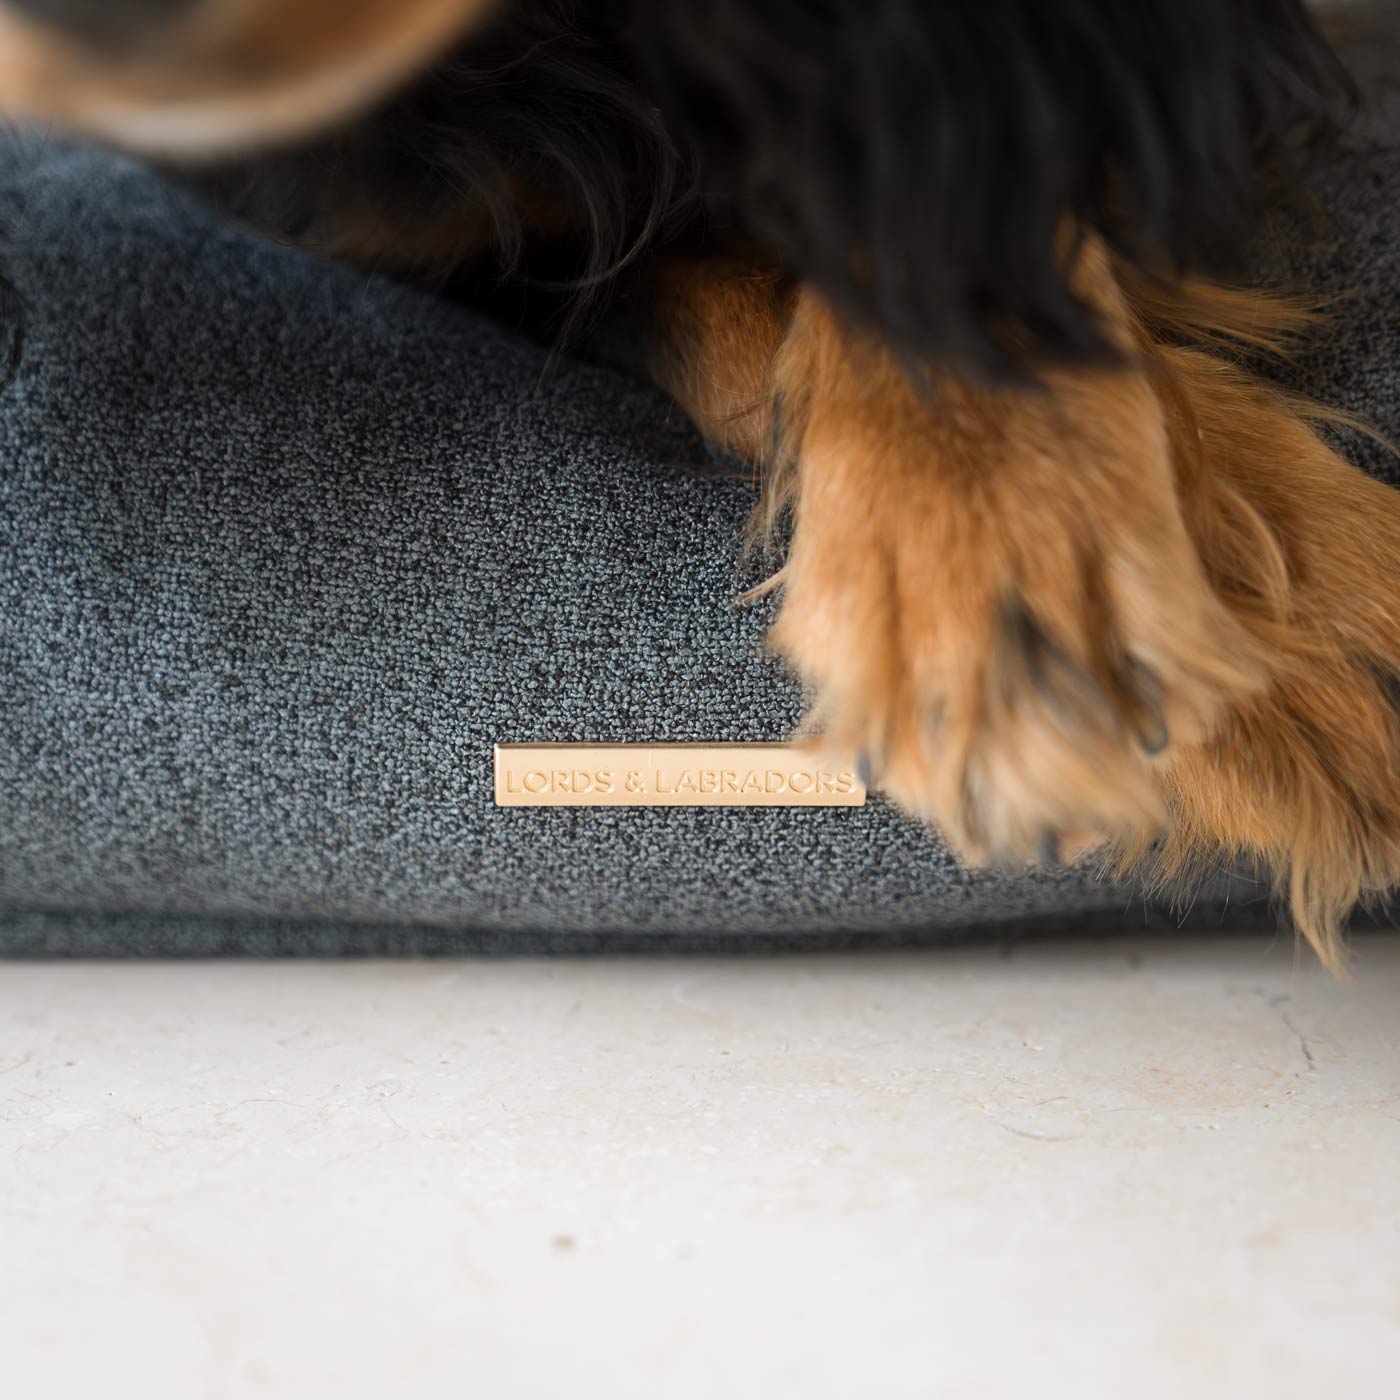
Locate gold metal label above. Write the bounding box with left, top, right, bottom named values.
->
left=494, top=743, right=867, bottom=808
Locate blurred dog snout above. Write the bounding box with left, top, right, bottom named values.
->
left=0, top=0, right=492, bottom=153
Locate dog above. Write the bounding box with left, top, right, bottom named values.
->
left=1, top=0, right=1396, bottom=968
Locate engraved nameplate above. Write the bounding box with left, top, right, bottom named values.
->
left=494, top=743, right=867, bottom=808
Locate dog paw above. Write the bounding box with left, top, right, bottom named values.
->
left=767, top=291, right=1269, bottom=867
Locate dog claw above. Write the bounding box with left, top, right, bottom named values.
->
left=1133, top=714, right=1169, bottom=756
left=856, top=750, right=876, bottom=791
left=1126, top=661, right=1169, bottom=755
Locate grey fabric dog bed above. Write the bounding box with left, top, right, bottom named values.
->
left=2, top=11, right=1399, bottom=957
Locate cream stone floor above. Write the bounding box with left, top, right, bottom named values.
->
left=1, top=935, right=1398, bottom=1399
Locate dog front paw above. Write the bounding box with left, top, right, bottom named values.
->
left=769, top=308, right=1266, bottom=866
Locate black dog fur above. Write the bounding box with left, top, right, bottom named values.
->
left=1, top=0, right=1354, bottom=382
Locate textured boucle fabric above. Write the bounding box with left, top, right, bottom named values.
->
left=1, top=8, right=1398, bottom=957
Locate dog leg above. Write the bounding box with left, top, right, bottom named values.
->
left=1121, top=338, right=1400, bottom=969
left=631, top=250, right=1400, bottom=967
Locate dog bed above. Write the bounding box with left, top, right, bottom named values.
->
left=2, top=10, right=1398, bottom=956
